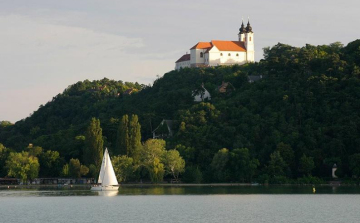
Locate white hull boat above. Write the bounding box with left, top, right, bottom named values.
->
left=91, top=148, right=119, bottom=191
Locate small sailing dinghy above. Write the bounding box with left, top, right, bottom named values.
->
left=91, top=148, right=119, bottom=191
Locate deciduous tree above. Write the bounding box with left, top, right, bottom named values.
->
left=163, top=150, right=185, bottom=180
left=84, top=118, right=104, bottom=168
left=266, top=151, right=287, bottom=177
left=38, top=150, right=63, bottom=177
left=62, top=164, right=69, bottom=177
left=6, top=151, right=39, bottom=183
left=116, top=115, right=129, bottom=156
left=298, top=154, right=315, bottom=176
left=128, top=115, right=142, bottom=163
left=0, top=143, right=11, bottom=177
left=112, top=155, right=134, bottom=182
left=229, top=148, right=259, bottom=182
left=140, top=139, right=166, bottom=183
left=69, top=158, right=89, bottom=178
left=349, top=153, right=360, bottom=181
left=211, top=148, right=229, bottom=182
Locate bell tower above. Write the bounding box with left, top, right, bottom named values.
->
left=244, top=19, right=254, bottom=62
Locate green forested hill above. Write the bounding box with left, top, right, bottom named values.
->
left=1, top=39, right=360, bottom=183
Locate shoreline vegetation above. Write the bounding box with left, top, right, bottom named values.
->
left=0, top=181, right=354, bottom=189
left=1, top=40, right=360, bottom=185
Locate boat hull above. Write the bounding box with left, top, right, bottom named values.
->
left=91, top=185, right=119, bottom=191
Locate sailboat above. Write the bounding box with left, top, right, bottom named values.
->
left=91, top=148, right=119, bottom=191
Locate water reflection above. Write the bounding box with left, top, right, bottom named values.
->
left=119, top=186, right=186, bottom=195
left=95, top=191, right=118, bottom=197
left=1, top=185, right=360, bottom=197
left=117, top=185, right=360, bottom=195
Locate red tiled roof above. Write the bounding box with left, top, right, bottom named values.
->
left=190, top=42, right=213, bottom=50
left=175, top=54, right=190, bottom=63
left=211, top=40, right=246, bottom=52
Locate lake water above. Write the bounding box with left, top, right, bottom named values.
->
left=1, top=186, right=360, bottom=223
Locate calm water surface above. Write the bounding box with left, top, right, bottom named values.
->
left=1, top=186, right=360, bottom=223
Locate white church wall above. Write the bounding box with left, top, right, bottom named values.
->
left=209, top=50, right=247, bottom=66
left=190, top=49, right=197, bottom=65
left=207, top=46, right=220, bottom=66
left=204, top=53, right=210, bottom=65
left=190, top=49, right=207, bottom=67
left=175, top=60, right=191, bottom=70
left=246, top=51, right=255, bottom=62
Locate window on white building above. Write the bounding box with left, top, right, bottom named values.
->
left=250, top=37, right=252, bottom=41
left=220, top=53, right=223, bottom=56
left=228, top=53, right=231, bottom=56
left=200, top=52, right=203, bottom=58
left=236, top=53, right=239, bottom=56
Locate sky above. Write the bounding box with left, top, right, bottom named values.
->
left=1, top=0, right=359, bottom=123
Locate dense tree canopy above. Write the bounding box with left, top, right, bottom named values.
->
left=1, top=39, right=360, bottom=183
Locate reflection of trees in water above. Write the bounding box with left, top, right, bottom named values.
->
left=118, top=186, right=186, bottom=195
left=147, top=187, right=186, bottom=195
left=116, top=185, right=360, bottom=195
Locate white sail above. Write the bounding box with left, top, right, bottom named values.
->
left=97, top=149, right=107, bottom=184
left=101, top=150, right=118, bottom=186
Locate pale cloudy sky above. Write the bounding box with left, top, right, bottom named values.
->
left=0, top=0, right=359, bottom=123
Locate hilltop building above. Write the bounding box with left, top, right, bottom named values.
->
left=193, top=83, right=211, bottom=102
left=175, top=20, right=255, bottom=70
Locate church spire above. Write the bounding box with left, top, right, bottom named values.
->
left=239, top=18, right=246, bottom=34
left=246, top=18, right=253, bottom=33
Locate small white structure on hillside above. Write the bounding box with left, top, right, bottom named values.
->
left=193, top=84, right=211, bottom=102
left=175, top=19, right=255, bottom=70
left=332, top=164, right=338, bottom=178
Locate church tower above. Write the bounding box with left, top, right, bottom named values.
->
left=244, top=19, right=255, bottom=62
left=238, top=20, right=246, bottom=42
